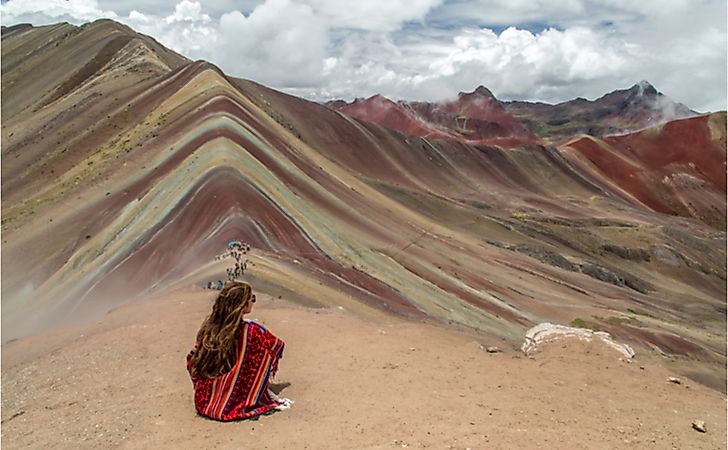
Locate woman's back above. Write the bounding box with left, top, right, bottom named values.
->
left=187, top=320, right=286, bottom=421
left=185, top=282, right=290, bottom=421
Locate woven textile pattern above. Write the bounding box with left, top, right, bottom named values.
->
left=186, top=321, right=285, bottom=421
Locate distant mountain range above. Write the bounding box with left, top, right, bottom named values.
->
left=1, top=20, right=725, bottom=387
left=328, top=81, right=697, bottom=145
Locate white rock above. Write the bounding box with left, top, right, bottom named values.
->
left=520, top=322, right=635, bottom=359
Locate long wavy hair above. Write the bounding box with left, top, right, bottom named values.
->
left=189, top=281, right=253, bottom=380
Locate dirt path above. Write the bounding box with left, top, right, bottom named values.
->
left=2, top=288, right=725, bottom=449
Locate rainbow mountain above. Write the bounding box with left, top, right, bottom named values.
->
left=1, top=19, right=725, bottom=386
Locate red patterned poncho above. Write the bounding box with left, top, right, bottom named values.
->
left=186, top=320, right=286, bottom=421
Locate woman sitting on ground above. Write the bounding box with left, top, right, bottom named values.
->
left=186, top=281, right=290, bottom=421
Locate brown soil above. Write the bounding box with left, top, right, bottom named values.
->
left=2, top=288, right=726, bottom=449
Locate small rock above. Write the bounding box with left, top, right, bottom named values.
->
left=668, top=377, right=681, bottom=384
left=692, top=420, right=706, bottom=433
left=485, top=346, right=502, bottom=353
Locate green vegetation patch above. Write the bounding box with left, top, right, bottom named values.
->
left=570, top=318, right=601, bottom=331
left=593, top=315, right=641, bottom=326
left=626, top=308, right=656, bottom=319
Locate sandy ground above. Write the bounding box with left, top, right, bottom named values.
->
left=2, top=288, right=725, bottom=449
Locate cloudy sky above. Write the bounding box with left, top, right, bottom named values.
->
left=1, top=0, right=726, bottom=112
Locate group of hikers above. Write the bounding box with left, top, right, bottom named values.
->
left=206, top=240, right=252, bottom=290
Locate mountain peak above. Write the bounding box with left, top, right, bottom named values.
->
left=360, top=94, right=398, bottom=106
left=459, top=85, right=496, bottom=99
left=632, top=80, right=658, bottom=96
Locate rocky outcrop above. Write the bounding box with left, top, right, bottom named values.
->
left=521, top=323, right=635, bottom=359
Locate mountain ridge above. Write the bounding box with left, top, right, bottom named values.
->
left=328, top=81, right=700, bottom=144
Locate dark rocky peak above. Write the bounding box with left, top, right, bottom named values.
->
left=325, top=99, right=348, bottom=109
left=632, top=80, right=658, bottom=96
left=593, top=81, right=661, bottom=107
left=459, top=85, right=496, bottom=99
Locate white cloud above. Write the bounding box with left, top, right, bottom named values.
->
left=97, top=0, right=263, bottom=17
left=303, top=25, right=631, bottom=104
left=0, top=0, right=118, bottom=24
left=166, top=0, right=210, bottom=24
left=119, top=0, right=330, bottom=87
left=122, top=3, right=219, bottom=60
left=423, top=0, right=726, bottom=110
left=216, top=0, right=328, bottom=86
left=0, top=0, right=725, bottom=111
left=306, top=0, right=444, bottom=32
